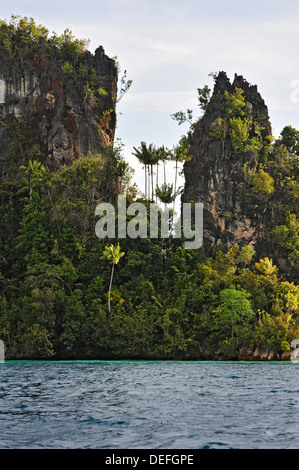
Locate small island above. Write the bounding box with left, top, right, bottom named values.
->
left=0, top=16, right=298, bottom=361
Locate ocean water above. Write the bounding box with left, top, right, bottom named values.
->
left=0, top=360, right=298, bottom=449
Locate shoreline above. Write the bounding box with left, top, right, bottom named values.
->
left=2, top=349, right=292, bottom=363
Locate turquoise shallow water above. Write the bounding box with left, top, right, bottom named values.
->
left=0, top=360, right=298, bottom=449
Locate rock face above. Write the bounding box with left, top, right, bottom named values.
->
left=182, top=72, right=298, bottom=281
left=0, top=42, right=117, bottom=181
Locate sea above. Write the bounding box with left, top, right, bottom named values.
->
left=0, top=360, right=298, bottom=449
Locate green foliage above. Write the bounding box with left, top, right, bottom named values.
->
left=197, top=85, right=211, bottom=111
left=51, top=28, right=89, bottom=64
left=117, top=70, right=133, bottom=103
left=0, top=15, right=49, bottom=56
left=214, top=288, right=255, bottom=340
left=171, top=110, right=193, bottom=126
left=229, top=116, right=250, bottom=153
left=273, top=212, right=299, bottom=260
left=101, top=243, right=125, bottom=313
left=0, top=15, right=89, bottom=65
left=0, top=15, right=115, bottom=111
left=251, top=312, right=298, bottom=352
left=155, top=183, right=176, bottom=204
left=274, top=125, right=299, bottom=156
left=209, top=117, right=228, bottom=141
left=243, top=163, right=275, bottom=195
left=102, top=243, right=125, bottom=266
left=0, top=67, right=298, bottom=360
left=20, top=324, right=54, bottom=359
left=238, top=245, right=255, bottom=267
left=251, top=169, right=275, bottom=195
left=61, top=62, right=74, bottom=75
left=255, top=257, right=277, bottom=276
left=224, top=87, right=247, bottom=117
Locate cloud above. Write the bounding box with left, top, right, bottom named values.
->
left=2, top=0, right=299, bottom=186
left=121, top=90, right=197, bottom=113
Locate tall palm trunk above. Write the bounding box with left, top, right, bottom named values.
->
left=149, top=165, right=151, bottom=199
left=144, top=165, right=147, bottom=198
left=156, top=164, right=159, bottom=202
left=108, top=263, right=115, bottom=313
left=151, top=164, right=154, bottom=200
left=172, top=159, right=178, bottom=233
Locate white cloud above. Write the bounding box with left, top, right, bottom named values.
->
left=2, top=0, right=299, bottom=190
left=121, top=90, right=197, bottom=113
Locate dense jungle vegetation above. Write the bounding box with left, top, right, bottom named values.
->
left=0, top=134, right=298, bottom=360
left=0, top=16, right=298, bottom=360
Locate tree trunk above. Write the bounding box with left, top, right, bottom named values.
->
left=156, top=164, right=159, bottom=202
left=172, top=160, right=178, bottom=233
left=151, top=165, right=154, bottom=200
left=108, top=263, right=115, bottom=313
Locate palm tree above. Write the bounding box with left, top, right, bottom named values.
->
left=132, top=142, right=154, bottom=199
left=101, top=243, right=125, bottom=313
left=155, top=183, right=176, bottom=205
left=19, top=159, right=60, bottom=233
left=255, top=257, right=277, bottom=276
left=19, top=159, right=41, bottom=202
left=153, top=145, right=171, bottom=197
left=168, top=144, right=191, bottom=233
left=171, top=145, right=189, bottom=202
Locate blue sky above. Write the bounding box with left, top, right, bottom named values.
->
left=2, top=0, right=299, bottom=193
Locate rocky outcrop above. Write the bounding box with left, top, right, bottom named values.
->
left=195, top=345, right=291, bottom=361
left=182, top=71, right=298, bottom=281
left=0, top=42, right=117, bottom=181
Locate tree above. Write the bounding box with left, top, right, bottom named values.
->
left=238, top=245, right=255, bottom=268
left=117, top=69, right=133, bottom=103
left=215, top=288, right=255, bottom=340
left=275, top=125, right=299, bottom=156
left=132, top=142, right=154, bottom=199
left=170, top=109, right=193, bottom=126
left=273, top=213, right=299, bottom=261
left=155, top=183, right=176, bottom=206
left=169, top=144, right=191, bottom=231
left=197, top=85, right=211, bottom=111
left=255, top=257, right=277, bottom=276
left=101, top=243, right=125, bottom=313
left=154, top=145, right=171, bottom=187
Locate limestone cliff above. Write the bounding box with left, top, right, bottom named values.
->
left=0, top=38, right=117, bottom=181
left=182, top=71, right=298, bottom=281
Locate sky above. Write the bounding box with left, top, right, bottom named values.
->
left=2, top=0, right=299, bottom=195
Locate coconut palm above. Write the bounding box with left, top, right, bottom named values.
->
left=155, top=183, right=176, bottom=205
left=168, top=144, right=191, bottom=233
left=101, top=243, right=125, bottom=313
left=132, top=142, right=155, bottom=199
left=255, top=257, right=277, bottom=276
left=171, top=145, right=190, bottom=202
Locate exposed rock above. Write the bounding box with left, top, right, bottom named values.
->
left=260, top=350, right=269, bottom=361
left=0, top=40, right=117, bottom=181
left=238, top=347, right=254, bottom=361
left=182, top=71, right=298, bottom=282
left=281, top=351, right=291, bottom=361
left=267, top=350, right=276, bottom=361
left=253, top=347, right=262, bottom=360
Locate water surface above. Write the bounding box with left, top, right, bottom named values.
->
left=0, top=360, right=298, bottom=449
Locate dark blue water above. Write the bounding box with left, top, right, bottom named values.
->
left=0, top=361, right=298, bottom=449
